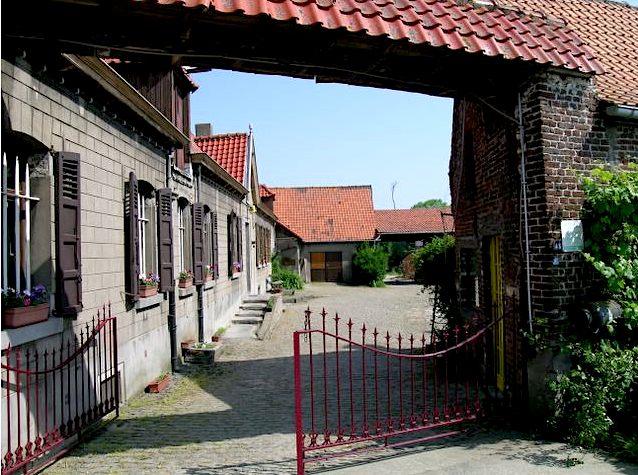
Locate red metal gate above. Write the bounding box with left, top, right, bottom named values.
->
left=293, top=308, right=503, bottom=474
left=2, top=304, right=119, bottom=475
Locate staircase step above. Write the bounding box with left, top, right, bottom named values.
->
left=240, top=303, right=268, bottom=310
left=243, top=294, right=270, bottom=303
left=232, top=315, right=264, bottom=325
left=224, top=324, right=259, bottom=339
left=236, top=309, right=264, bottom=317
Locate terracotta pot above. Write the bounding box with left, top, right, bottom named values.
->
left=139, top=284, right=158, bottom=298
left=179, top=277, right=193, bottom=288
left=146, top=375, right=169, bottom=393
left=2, top=303, right=50, bottom=328
left=204, top=274, right=213, bottom=282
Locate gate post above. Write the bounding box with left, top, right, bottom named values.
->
left=293, top=331, right=304, bottom=475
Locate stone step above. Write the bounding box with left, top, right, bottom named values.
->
left=240, top=302, right=268, bottom=310
left=235, top=309, right=264, bottom=317
left=232, top=315, right=264, bottom=325
left=224, top=324, right=259, bottom=339
left=243, top=294, right=270, bottom=303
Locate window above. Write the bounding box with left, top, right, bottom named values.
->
left=227, top=212, right=242, bottom=276
left=255, top=224, right=272, bottom=267
left=136, top=182, right=158, bottom=280
left=202, top=208, right=219, bottom=280
left=177, top=198, right=192, bottom=275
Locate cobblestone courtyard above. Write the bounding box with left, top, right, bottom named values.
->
left=42, top=283, right=637, bottom=475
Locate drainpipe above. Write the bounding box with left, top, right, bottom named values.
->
left=518, top=93, right=534, bottom=335
left=167, top=148, right=179, bottom=372
left=196, top=164, right=204, bottom=342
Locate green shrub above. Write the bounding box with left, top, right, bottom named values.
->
left=413, top=234, right=455, bottom=286
left=353, top=243, right=389, bottom=287
left=271, top=254, right=304, bottom=290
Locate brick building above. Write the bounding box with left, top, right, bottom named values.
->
left=449, top=0, right=638, bottom=402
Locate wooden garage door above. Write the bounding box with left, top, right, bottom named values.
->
left=310, top=252, right=342, bottom=282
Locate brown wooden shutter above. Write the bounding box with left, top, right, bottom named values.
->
left=55, top=151, right=82, bottom=317
left=125, top=171, right=140, bottom=300
left=213, top=212, right=219, bottom=278
left=192, top=203, right=204, bottom=284
left=157, top=188, right=174, bottom=292
left=238, top=217, right=243, bottom=270
left=227, top=214, right=233, bottom=276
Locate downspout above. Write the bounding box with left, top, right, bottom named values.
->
left=167, top=149, right=178, bottom=371
left=196, top=164, right=204, bottom=342
left=518, top=93, right=534, bottom=335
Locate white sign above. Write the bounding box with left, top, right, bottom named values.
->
left=561, top=220, right=584, bottom=252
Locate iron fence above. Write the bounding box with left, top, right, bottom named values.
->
left=2, top=304, right=118, bottom=475
left=294, top=308, right=503, bottom=474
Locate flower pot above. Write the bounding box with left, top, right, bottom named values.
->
left=146, top=374, right=169, bottom=393
left=204, top=274, right=213, bottom=282
left=139, top=284, right=158, bottom=298
left=2, top=303, right=50, bottom=328
left=179, top=277, right=193, bottom=288
left=212, top=336, right=220, bottom=342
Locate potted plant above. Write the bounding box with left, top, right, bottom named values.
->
left=139, top=272, right=159, bottom=297
left=184, top=341, right=216, bottom=364
left=204, top=265, right=213, bottom=282
left=178, top=269, right=194, bottom=288
left=232, top=261, right=242, bottom=274
left=2, top=285, right=50, bottom=328
left=212, top=327, right=225, bottom=342
left=146, top=372, right=170, bottom=393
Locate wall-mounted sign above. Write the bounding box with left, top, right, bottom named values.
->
left=561, top=220, right=584, bottom=252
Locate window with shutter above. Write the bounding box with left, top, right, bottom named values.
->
left=213, top=212, right=219, bottom=278
left=125, top=172, right=140, bottom=301
left=192, top=203, right=204, bottom=284
left=55, top=151, right=83, bottom=316
left=227, top=213, right=234, bottom=276
left=157, top=188, right=174, bottom=292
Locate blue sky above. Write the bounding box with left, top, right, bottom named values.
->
left=190, top=72, right=453, bottom=210
left=190, top=0, right=638, bottom=210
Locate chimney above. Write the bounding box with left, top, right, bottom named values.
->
left=195, top=123, right=212, bottom=136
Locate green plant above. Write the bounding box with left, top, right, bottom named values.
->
left=179, top=269, right=194, bottom=280
left=139, top=272, right=160, bottom=286
left=213, top=327, right=226, bottom=338
left=271, top=254, right=304, bottom=290
left=2, top=285, right=48, bottom=308
left=352, top=242, right=388, bottom=287
left=411, top=198, right=448, bottom=209
left=545, top=161, right=638, bottom=461
left=192, top=341, right=216, bottom=349
left=153, top=372, right=169, bottom=383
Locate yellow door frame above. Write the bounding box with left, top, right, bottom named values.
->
left=489, top=237, right=505, bottom=392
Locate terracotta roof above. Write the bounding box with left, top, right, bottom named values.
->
left=271, top=186, right=376, bottom=242
left=194, top=133, right=248, bottom=185
left=497, top=0, right=638, bottom=106
left=131, top=0, right=604, bottom=76
left=375, top=208, right=454, bottom=234
left=260, top=184, right=275, bottom=198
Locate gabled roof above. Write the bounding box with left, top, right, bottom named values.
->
left=134, top=0, right=604, bottom=76
left=497, top=0, right=638, bottom=107
left=260, top=184, right=275, bottom=198
left=375, top=208, right=454, bottom=235
left=194, top=133, right=248, bottom=186
left=271, top=186, right=376, bottom=242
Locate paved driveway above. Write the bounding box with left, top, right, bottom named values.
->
left=42, top=282, right=637, bottom=475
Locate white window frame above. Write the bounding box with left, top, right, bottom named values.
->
left=137, top=191, right=149, bottom=277
left=178, top=204, right=185, bottom=273
left=2, top=153, right=40, bottom=292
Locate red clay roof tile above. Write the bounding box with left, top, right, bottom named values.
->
left=131, top=0, right=605, bottom=76
left=259, top=184, right=275, bottom=198
left=271, top=186, right=376, bottom=242
left=496, top=0, right=638, bottom=106
left=375, top=208, right=454, bottom=234
left=194, top=133, right=248, bottom=186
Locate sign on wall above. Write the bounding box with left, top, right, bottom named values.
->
left=561, top=220, right=584, bottom=252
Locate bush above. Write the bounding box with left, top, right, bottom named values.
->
left=271, top=254, right=304, bottom=290
left=353, top=243, right=388, bottom=287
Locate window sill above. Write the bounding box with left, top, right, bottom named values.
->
left=203, top=280, right=215, bottom=291
left=178, top=286, right=195, bottom=298
left=1, top=318, right=64, bottom=350
left=231, top=272, right=241, bottom=280
left=136, top=293, right=164, bottom=311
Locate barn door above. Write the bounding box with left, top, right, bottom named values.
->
left=325, top=252, right=342, bottom=282
left=310, top=253, right=325, bottom=282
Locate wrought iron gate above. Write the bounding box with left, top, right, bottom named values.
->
left=2, top=304, right=119, bottom=475
left=293, top=308, right=503, bottom=475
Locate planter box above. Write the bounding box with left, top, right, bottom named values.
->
left=179, top=277, right=193, bottom=288
left=184, top=347, right=216, bottom=365
left=204, top=274, right=213, bottom=282
left=146, top=374, right=170, bottom=393
left=2, top=303, right=50, bottom=328
left=139, top=284, right=158, bottom=298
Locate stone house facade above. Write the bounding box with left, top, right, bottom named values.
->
left=449, top=0, right=638, bottom=403
left=1, top=46, right=275, bottom=423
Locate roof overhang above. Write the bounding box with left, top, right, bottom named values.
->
left=63, top=54, right=191, bottom=148
left=256, top=202, right=277, bottom=222
left=191, top=151, right=249, bottom=195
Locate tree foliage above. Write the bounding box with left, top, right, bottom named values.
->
left=411, top=199, right=448, bottom=209
left=548, top=162, right=638, bottom=460
left=353, top=243, right=389, bottom=287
